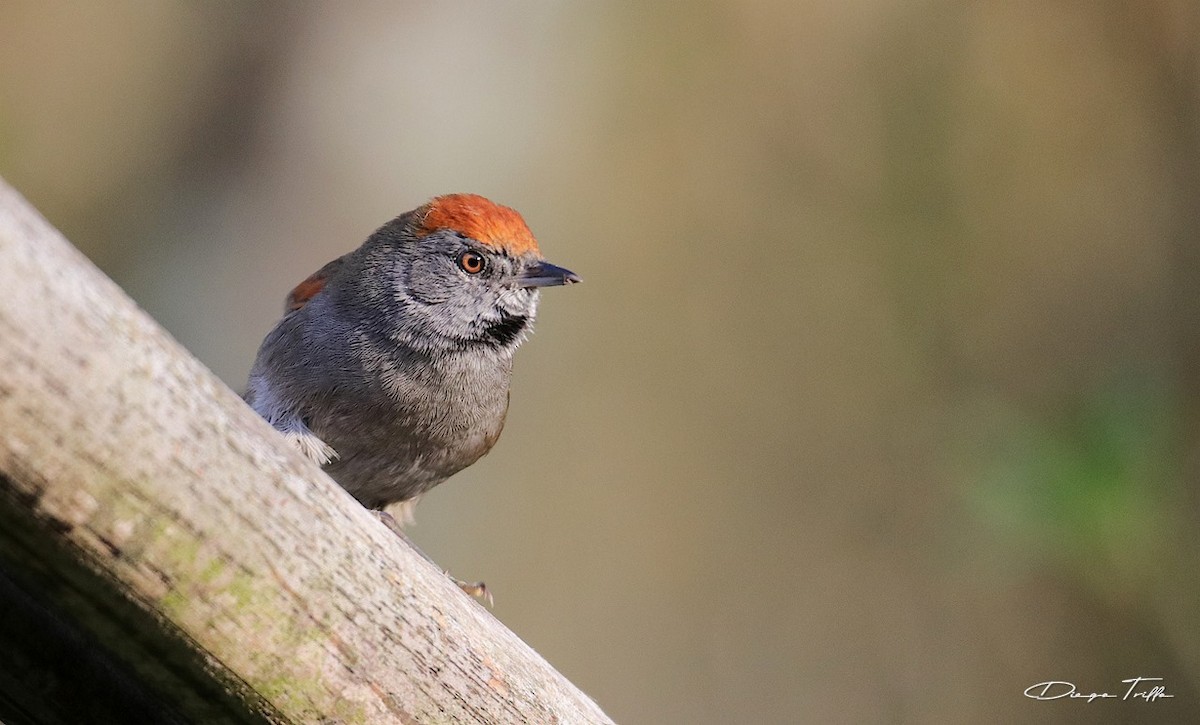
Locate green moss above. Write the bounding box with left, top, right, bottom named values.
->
left=0, top=479, right=284, bottom=722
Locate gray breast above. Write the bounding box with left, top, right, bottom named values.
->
left=312, top=346, right=513, bottom=508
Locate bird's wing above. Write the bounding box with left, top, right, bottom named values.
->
left=284, top=254, right=350, bottom=313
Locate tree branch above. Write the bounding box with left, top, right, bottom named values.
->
left=0, top=176, right=611, bottom=724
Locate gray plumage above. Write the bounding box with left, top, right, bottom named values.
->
left=245, top=195, right=578, bottom=513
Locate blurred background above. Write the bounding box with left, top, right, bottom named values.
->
left=2, top=2, right=1198, bottom=722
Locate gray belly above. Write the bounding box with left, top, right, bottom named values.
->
left=312, top=389, right=508, bottom=509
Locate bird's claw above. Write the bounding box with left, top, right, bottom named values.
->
left=452, top=576, right=493, bottom=607
left=369, top=510, right=493, bottom=606
left=370, top=509, right=406, bottom=537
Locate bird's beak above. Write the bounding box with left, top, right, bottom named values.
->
left=516, top=261, right=581, bottom=288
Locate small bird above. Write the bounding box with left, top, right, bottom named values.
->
left=245, top=194, right=578, bottom=593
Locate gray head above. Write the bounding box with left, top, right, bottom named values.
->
left=343, top=194, right=579, bottom=356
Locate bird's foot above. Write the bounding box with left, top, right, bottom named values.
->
left=452, top=577, right=493, bottom=607
left=369, top=510, right=494, bottom=607
left=371, top=509, right=407, bottom=538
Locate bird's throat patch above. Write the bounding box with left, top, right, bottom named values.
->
left=481, top=313, right=529, bottom=347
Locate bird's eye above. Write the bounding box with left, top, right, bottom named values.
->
left=457, top=251, right=486, bottom=275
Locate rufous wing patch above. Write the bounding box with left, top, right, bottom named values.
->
left=418, top=193, right=541, bottom=257
left=285, top=255, right=348, bottom=313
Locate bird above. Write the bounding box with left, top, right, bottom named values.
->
left=245, top=193, right=578, bottom=597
